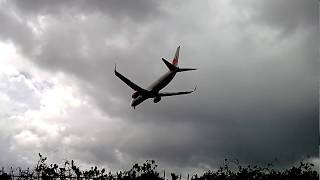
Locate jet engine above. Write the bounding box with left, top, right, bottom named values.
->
left=153, top=96, right=161, bottom=103
left=132, top=92, right=139, bottom=98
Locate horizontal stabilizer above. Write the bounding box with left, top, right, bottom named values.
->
left=162, top=58, right=178, bottom=71
left=177, top=68, right=197, bottom=72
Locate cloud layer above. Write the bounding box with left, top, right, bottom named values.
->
left=0, top=0, right=318, bottom=172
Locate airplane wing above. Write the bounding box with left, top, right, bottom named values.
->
left=158, top=86, right=196, bottom=97
left=114, top=65, right=149, bottom=93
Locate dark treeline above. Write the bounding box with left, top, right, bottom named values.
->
left=0, top=153, right=318, bottom=180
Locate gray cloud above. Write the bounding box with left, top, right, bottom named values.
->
left=0, top=8, right=35, bottom=54
left=233, top=0, right=318, bottom=37
left=0, top=0, right=318, bottom=171
left=10, top=0, right=163, bottom=22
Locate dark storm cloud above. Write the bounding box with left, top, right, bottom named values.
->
left=0, top=8, right=35, bottom=54
left=10, top=0, right=162, bottom=22
left=234, top=0, right=318, bottom=36
left=0, top=0, right=318, bottom=170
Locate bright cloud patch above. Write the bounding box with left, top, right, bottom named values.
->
left=0, top=41, right=124, bottom=168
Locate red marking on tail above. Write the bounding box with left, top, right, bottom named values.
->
left=172, top=58, right=178, bottom=66
left=172, top=46, right=180, bottom=66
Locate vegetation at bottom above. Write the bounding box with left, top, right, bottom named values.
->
left=0, top=153, right=318, bottom=180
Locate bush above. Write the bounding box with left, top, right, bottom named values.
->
left=0, top=154, right=318, bottom=180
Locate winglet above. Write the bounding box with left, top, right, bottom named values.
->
left=193, top=85, right=197, bottom=92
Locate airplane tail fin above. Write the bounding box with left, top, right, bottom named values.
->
left=162, top=46, right=196, bottom=72
left=172, top=46, right=180, bottom=66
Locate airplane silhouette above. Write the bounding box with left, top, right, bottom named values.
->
left=115, top=46, right=196, bottom=109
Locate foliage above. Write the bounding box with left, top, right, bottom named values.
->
left=191, top=159, right=318, bottom=180
left=0, top=154, right=318, bottom=180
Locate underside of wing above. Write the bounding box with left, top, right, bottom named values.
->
left=158, top=87, right=196, bottom=97
left=114, top=65, right=148, bottom=94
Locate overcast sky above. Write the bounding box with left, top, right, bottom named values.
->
left=0, top=0, right=318, bottom=174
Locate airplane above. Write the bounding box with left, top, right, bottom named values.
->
left=114, top=46, right=196, bottom=109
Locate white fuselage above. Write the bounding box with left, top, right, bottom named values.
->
left=130, top=70, right=177, bottom=107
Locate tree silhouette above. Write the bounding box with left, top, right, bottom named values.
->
left=0, top=154, right=318, bottom=180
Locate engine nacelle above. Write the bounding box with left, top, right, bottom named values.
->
left=132, top=92, right=139, bottom=98
left=153, top=96, right=161, bottom=103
